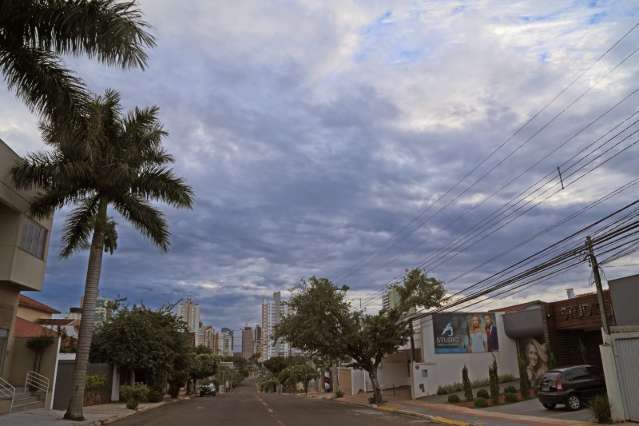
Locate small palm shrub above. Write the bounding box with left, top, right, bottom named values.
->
left=504, top=392, right=519, bottom=403
left=448, top=394, right=461, bottom=403
left=476, top=389, right=490, bottom=399
left=591, top=394, right=611, bottom=423
left=474, top=397, right=488, bottom=408
left=147, top=389, right=163, bottom=403
left=335, top=390, right=344, bottom=398
left=504, top=385, right=518, bottom=394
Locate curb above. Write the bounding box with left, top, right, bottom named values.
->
left=95, top=396, right=191, bottom=425
left=333, top=397, right=471, bottom=426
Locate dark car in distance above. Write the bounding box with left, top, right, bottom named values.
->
left=537, top=365, right=606, bottom=410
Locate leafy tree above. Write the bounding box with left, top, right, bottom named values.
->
left=91, top=306, right=190, bottom=379
left=462, top=365, right=473, bottom=401
left=190, top=354, right=219, bottom=382
left=276, top=269, right=446, bottom=404
left=263, top=356, right=303, bottom=375
left=278, top=364, right=318, bottom=393
left=13, top=90, right=193, bottom=420
left=0, top=0, right=154, bottom=127
left=195, top=345, right=212, bottom=355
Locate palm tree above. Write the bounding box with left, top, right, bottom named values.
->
left=12, top=89, right=193, bottom=420
left=0, top=0, right=154, bottom=123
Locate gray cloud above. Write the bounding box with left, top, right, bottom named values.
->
left=2, top=0, right=639, bottom=330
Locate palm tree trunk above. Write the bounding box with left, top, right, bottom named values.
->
left=64, top=199, right=107, bottom=420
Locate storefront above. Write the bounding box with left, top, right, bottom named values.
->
left=501, top=291, right=616, bottom=387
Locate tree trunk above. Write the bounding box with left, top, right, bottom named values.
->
left=64, top=200, right=107, bottom=420
left=368, top=369, right=382, bottom=404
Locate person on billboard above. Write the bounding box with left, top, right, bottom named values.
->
left=484, top=315, right=499, bottom=352
left=468, top=315, right=487, bottom=353
left=525, top=338, right=548, bottom=386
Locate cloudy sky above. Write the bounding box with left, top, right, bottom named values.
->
left=2, top=0, right=639, bottom=336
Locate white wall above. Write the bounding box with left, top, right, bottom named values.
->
left=413, top=313, right=519, bottom=396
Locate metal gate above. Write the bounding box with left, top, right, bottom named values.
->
left=615, top=337, right=639, bottom=421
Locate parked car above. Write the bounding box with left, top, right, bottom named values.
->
left=199, top=383, right=217, bottom=397
left=537, top=365, right=605, bottom=410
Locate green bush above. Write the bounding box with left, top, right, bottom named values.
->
left=504, top=385, right=518, bottom=394
left=147, top=389, right=163, bottom=402
left=591, top=394, right=611, bottom=424
left=120, top=384, right=149, bottom=409
left=489, top=358, right=499, bottom=404
left=504, top=392, right=519, bottom=403
left=447, top=394, right=461, bottom=403
left=474, top=397, right=488, bottom=408
left=436, top=375, right=517, bottom=395
left=86, top=374, right=106, bottom=390
left=258, top=377, right=279, bottom=393
left=476, top=389, right=490, bottom=399
left=335, top=390, right=344, bottom=398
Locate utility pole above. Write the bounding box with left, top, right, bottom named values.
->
left=586, top=236, right=610, bottom=335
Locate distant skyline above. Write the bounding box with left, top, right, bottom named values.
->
left=2, top=0, right=638, bottom=331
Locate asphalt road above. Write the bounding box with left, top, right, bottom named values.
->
left=112, top=382, right=432, bottom=426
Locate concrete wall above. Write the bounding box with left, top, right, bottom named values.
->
left=53, top=361, right=113, bottom=410
left=414, top=313, right=519, bottom=396
left=609, top=274, right=639, bottom=326
left=378, top=351, right=410, bottom=389
left=0, top=286, right=18, bottom=378
left=17, top=306, right=52, bottom=323
left=8, top=336, right=59, bottom=387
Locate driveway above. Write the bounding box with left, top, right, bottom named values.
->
left=482, top=398, right=594, bottom=423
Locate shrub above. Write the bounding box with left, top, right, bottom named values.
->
left=147, top=389, right=163, bottom=403
left=474, top=397, right=488, bottom=408
left=258, top=377, right=279, bottom=393
left=476, top=389, right=490, bottom=399
left=462, top=366, right=473, bottom=401
left=447, top=394, right=461, bottom=403
left=335, top=390, right=344, bottom=398
left=504, top=392, right=519, bottom=403
left=489, top=358, right=499, bottom=404
left=504, top=385, right=518, bottom=394
left=120, top=384, right=149, bottom=410
left=591, top=394, right=611, bottom=424
left=518, top=355, right=531, bottom=398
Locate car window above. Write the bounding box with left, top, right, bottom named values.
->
left=586, top=366, right=602, bottom=377
left=565, top=367, right=588, bottom=381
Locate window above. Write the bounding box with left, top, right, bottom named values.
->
left=19, top=218, right=47, bottom=259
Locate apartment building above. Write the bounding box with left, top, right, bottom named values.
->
left=260, top=291, right=294, bottom=361
left=0, top=139, right=53, bottom=378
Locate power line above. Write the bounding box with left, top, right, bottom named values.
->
left=333, top=20, right=639, bottom=285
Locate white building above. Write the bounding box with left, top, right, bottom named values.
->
left=260, top=291, right=295, bottom=361
left=178, top=297, right=200, bottom=333
left=220, top=328, right=233, bottom=357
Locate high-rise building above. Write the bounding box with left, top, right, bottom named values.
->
left=178, top=297, right=200, bottom=333
left=241, top=326, right=254, bottom=359
left=260, top=291, right=295, bottom=361
left=382, top=288, right=401, bottom=311
left=199, top=325, right=216, bottom=352
left=221, top=327, right=233, bottom=357
left=253, top=325, right=261, bottom=357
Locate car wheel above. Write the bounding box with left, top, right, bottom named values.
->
left=542, top=403, right=556, bottom=410
left=567, top=395, right=581, bottom=410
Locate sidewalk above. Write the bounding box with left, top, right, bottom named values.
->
left=337, top=390, right=595, bottom=426
left=0, top=400, right=175, bottom=426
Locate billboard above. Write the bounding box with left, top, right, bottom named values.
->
left=433, top=313, right=499, bottom=354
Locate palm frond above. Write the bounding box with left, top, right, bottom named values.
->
left=11, top=151, right=60, bottom=190
left=60, top=196, right=100, bottom=257
left=10, top=0, right=156, bottom=69
left=132, top=166, right=194, bottom=208
left=112, top=193, right=170, bottom=250
left=103, top=217, right=118, bottom=254
left=0, top=42, right=89, bottom=119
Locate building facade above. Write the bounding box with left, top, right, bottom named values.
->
left=241, top=326, right=254, bottom=359
left=178, top=298, right=201, bottom=333
left=260, top=291, right=295, bottom=361
left=220, top=327, right=233, bottom=357
left=0, top=139, right=53, bottom=378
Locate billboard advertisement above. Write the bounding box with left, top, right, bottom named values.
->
left=433, top=313, right=499, bottom=354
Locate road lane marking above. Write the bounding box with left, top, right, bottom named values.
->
left=256, top=394, right=287, bottom=426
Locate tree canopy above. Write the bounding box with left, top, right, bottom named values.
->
left=275, top=269, right=446, bottom=403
